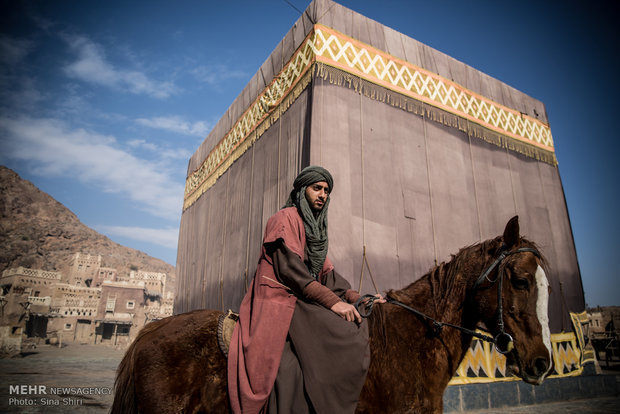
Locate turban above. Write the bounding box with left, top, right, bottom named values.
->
left=290, top=166, right=333, bottom=197
left=284, top=166, right=333, bottom=279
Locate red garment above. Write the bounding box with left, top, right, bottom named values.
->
left=227, top=207, right=334, bottom=414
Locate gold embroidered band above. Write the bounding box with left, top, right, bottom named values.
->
left=184, top=24, right=555, bottom=210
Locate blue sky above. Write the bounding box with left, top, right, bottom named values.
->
left=1, top=0, right=618, bottom=307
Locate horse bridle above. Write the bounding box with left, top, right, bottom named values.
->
left=355, top=246, right=542, bottom=355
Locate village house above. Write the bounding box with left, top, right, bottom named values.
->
left=0, top=253, right=175, bottom=354
left=67, top=253, right=102, bottom=286
left=92, top=266, right=117, bottom=288
left=0, top=267, right=61, bottom=349
left=94, top=280, right=145, bottom=347
left=47, top=283, right=100, bottom=345
left=588, top=306, right=620, bottom=365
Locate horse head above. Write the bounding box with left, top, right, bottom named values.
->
left=471, top=216, right=553, bottom=385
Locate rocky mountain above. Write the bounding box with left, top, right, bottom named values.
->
left=0, top=166, right=175, bottom=283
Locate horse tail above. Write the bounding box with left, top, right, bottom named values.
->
left=110, top=336, right=139, bottom=414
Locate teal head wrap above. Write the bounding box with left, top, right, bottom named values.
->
left=284, top=166, right=333, bottom=279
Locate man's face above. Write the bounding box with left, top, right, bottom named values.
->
left=304, top=181, right=329, bottom=212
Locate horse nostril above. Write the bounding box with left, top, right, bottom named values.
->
left=533, top=357, right=549, bottom=376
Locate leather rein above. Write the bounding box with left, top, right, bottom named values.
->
left=354, top=247, right=541, bottom=354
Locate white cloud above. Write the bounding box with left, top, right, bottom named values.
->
left=0, top=35, right=34, bottom=66
left=191, top=64, right=247, bottom=85
left=63, top=35, right=177, bottom=99
left=160, top=147, right=193, bottom=160
left=128, top=138, right=192, bottom=160
left=0, top=76, right=46, bottom=112
left=128, top=138, right=159, bottom=152
left=136, top=115, right=210, bottom=137
left=0, top=36, right=45, bottom=113
left=97, top=225, right=179, bottom=249
left=0, top=116, right=183, bottom=220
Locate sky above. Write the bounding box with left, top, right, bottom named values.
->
left=1, top=0, right=618, bottom=307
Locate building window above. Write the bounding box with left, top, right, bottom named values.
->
left=106, top=296, right=116, bottom=312
left=126, top=301, right=135, bottom=309
left=64, top=323, right=72, bottom=330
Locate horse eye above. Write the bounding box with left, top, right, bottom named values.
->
left=512, top=277, right=529, bottom=290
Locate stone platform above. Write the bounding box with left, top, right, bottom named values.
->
left=444, top=364, right=619, bottom=412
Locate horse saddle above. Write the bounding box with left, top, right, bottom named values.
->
left=217, top=309, right=239, bottom=357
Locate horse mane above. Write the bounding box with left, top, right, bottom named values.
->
left=388, top=235, right=545, bottom=306
left=387, top=237, right=501, bottom=309
left=369, top=235, right=546, bottom=346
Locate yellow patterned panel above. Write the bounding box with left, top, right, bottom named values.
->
left=453, top=340, right=493, bottom=379
left=552, top=333, right=582, bottom=375
left=449, top=312, right=589, bottom=385
left=570, top=311, right=596, bottom=364
left=449, top=331, right=584, bottom=385
left=312, top=25, right=554, bottom=152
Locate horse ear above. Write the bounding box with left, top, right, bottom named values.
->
left=503, top=216, right=520, bottom=248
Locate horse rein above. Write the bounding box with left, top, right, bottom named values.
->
left=354, top=247, right=542, bottom=355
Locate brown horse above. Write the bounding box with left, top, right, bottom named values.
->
left=112, top=216, right=552, bottom=413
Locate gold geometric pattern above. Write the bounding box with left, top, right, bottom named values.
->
left=183, top=31, right=317, bottom=210
left=184, top=24, right=555, bottom=210
left=449, top=312, right=587, bottom=385
left=570, top=311, right=596, bottom=364
left=312, top=25, right=554, bottom=152
left=552, top=333, right=582, bottom=375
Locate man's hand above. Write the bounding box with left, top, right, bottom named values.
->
left=331, top=301, right=362, bottom=323
left=371, top=293, right=387, bottom=304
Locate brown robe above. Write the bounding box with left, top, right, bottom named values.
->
left=228, top=207, right=369, bottom=414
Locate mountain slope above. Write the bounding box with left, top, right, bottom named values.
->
left=0, top=166, right=175, bottom=282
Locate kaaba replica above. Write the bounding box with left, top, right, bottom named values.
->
left=176, top=0, right=598, bottom=399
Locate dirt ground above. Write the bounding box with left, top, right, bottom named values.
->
left=0, top=343, right=123, bottom=413
left=0, top=344, right=618, bottom=413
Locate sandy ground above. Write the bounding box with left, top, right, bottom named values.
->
left=0, top=344, right=618, bottom=413
left=0, top=344, right=123, bottom=413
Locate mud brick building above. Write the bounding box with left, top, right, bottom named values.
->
left=0, top=254, right=173, bottom=352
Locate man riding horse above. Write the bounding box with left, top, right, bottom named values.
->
left=112, top=189, right=552, bottom=413
left=228, top=166, right=384, bottom=414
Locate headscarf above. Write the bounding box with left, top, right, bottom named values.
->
left=284, top=166, right=334, bottom=279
